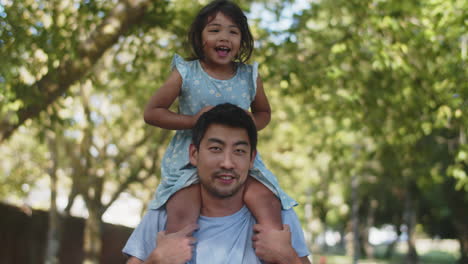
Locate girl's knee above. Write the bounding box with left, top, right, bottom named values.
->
left=245, top=177, right=278, bottom=202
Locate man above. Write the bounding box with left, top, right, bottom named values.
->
left=123, top=103, right=311, bottom=264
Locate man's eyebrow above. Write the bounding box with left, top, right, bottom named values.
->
left=207, top=138, right=225, bottom=145
left=206, top=138, right=249, bottom=147
left=234, top=141, right=249, bottom=147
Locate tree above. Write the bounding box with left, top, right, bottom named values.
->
left=0, top=0, right=167, bottom=142
left=3, top=0, right=467, bottom=262
left=1, top=0, right=174, bottom=262
left=275, top=0, right=467, bottom=261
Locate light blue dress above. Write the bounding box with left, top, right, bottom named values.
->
left=148, top=54, right=297, bottom=210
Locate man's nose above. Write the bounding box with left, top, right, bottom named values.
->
left=220, top=152, right=235, bottom=169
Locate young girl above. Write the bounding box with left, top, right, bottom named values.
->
left=144, top=0, right=297, bottom=234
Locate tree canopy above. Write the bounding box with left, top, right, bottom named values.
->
left=1, top=0, right=467, bottom=263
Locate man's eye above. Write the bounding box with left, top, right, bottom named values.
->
left=235, top=149, right=247, bottom=154
left=210, top=147, right=222, bottom=152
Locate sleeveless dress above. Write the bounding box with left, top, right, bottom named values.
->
left=148, top=54, right=297, bottom=210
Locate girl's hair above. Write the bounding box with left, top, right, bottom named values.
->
left=188, top=0, right=254, bottom=63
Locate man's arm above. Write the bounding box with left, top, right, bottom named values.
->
left=126, top=224, right=198, bottom=264
left=252, top=224, right=311, bottom=264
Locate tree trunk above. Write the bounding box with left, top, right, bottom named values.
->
left=351, top=174, right=360, bottom=264
left=457, top=233, right=468, bottom=264
left=384, top=213, right=402, bottom=259
left=45, top=132, right=62, bottom=264
left=452, top=199, right=468, bottom=264
left=404, top=190, right=418, bottom=264
left=83, top=204, right=103, bottom=264
left=362, top=199, right=377, bottom=258
left=443, top=177, right=468, bottom=264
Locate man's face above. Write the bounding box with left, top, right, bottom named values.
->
left=190, top=124, right=255, bottom=199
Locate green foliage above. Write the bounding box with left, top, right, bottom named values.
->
left=1, top=0, right=468, bottom=260
left=0, top=127, right=48, bottom=198
left=255, top=0, right=468, bottom=250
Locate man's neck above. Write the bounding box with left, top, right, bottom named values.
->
left=200, top=189, right=245, bottom=217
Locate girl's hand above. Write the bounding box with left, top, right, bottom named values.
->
left=192, top=106, right=214, bottom=126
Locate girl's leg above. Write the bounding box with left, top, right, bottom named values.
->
left=244, top=177, right=282, bottom=230
left=165, top=184, right=201, bottom=233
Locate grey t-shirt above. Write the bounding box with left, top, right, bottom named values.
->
left=122, top=206, right=310, bottom=263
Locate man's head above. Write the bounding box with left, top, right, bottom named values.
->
left=190, top=103, right=257, bottom=199
left=192, top=103, right=257, bottom=155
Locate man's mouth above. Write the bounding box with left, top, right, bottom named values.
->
left=215, top=171, right=237, bottom=184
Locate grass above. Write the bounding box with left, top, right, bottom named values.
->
left=387, top=250, right=458, bottom=264
left=310, top=241, right=459, bottom=264
left=311, top=252, right=458, bottom=264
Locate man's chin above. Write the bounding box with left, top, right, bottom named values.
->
left=211, top=190, right=236, bottom=198
left=208, top=186, right=242, bottom=198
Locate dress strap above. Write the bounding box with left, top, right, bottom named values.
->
left=171, top=53, right=189, bottom=80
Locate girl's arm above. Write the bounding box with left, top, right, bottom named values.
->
left=250, top=75, right=271, bottom=131
left=144, top=69, right=197, bottom=130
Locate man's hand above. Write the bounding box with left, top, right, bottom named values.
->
left=145, top=223, right=198, bottom=264
left=252, top=224, right=302, bottom=264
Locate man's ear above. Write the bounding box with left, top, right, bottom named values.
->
left=189, top=144, right=198, bottom=166
left=249, top=149, right=257, bottom=169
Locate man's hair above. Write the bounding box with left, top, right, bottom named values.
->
left=187, top=0, right=254, bottom=63
left=192, top=103, right=257, bottom=153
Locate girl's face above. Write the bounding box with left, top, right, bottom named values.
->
left=201, top=12, right=241, bottom=66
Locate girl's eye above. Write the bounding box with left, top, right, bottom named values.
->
left=209, top=29, right=219, bottom=33
left=230, top=30, right=239, bottom=35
